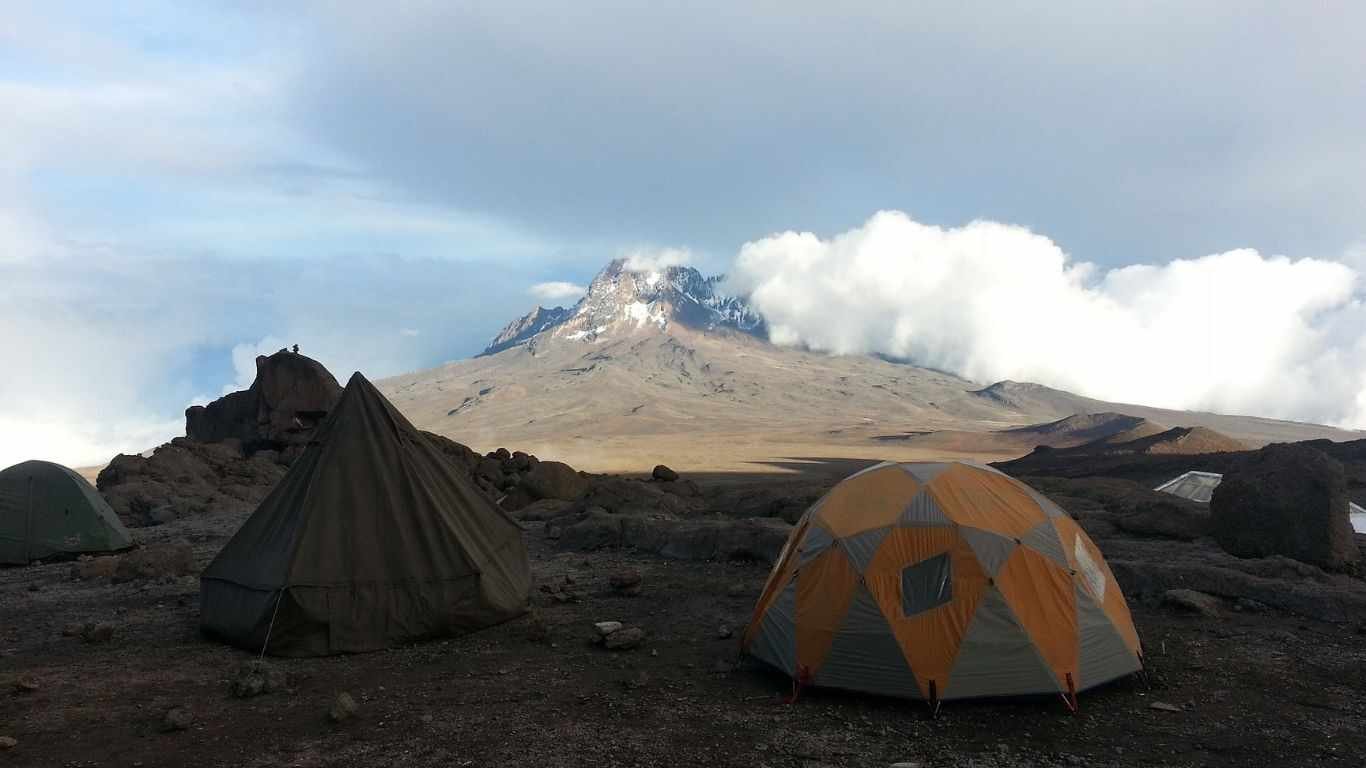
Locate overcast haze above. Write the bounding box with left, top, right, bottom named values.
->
left=2, top=1, right=1364, bottom=467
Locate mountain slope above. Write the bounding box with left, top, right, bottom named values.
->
left=380, top=260, right=1363, bottom=470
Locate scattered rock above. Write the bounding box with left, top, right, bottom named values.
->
left=1112, top=492, right=1211, bottom=541
left=14, top=675, right=38, bottom=693
left=1210, top=443, right=1358, bottom=570
left=525, top=608, right=549, bottom=643
left=726, top=583, right=748, bottom=598
left=603, top=627, right=646, bottom=650
left=513, top=498, right=573, bottom=522
left=622, top=671, right=651, bottom=690
left=717, top=625, right=733, bottom=640
left=70, top=556, right=120, bottom=582
left=1234, top=597, right=1269, bottom=613
left=329, top=692, right=359, bottom=723
left=232, top=660, right=286, bottom=698
left=0, top=736, right=16, bottom=750
left=112, top=542, right=195, bottom=583
left=1148, top=701, right=1183, bottom=712
left=162, top=706, right=194, bottom=732
left=594, top=621, right=624, bottom=637
left=521, top=461, right=589, bottom=502
left=1163, top=589, right=1222, bottom=617
left=61, top=622, right=85, bottom=637
left=81, top=622, right=116, bottom=644
left=608, top=568, right=643, bottom=596
left=652, top=464, right=680, bottom=482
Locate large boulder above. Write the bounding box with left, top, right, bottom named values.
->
left=1210, top=443, right=1358, bottom=570
left=521, top=461, right=589, bottom=501
left=184, top=350, right=341, bottom=452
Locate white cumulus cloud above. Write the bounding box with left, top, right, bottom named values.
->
left=529, top=281, right=587, bottom=302
left=732, top=210, right=1366, bottom=428
left=624, top=247, right=692, bottom=272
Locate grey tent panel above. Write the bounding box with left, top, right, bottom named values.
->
left=1075, top=583, right=1142, bottom=690
left=945, top=587, right=1061, bottom=699
left=897, top=489, right=952, bottom=527
left=799, top=523, right=836, bottom=567
left=901, top=552, right=953, bottom=616
left=840, top=525, right=892, bottom=574
left=749, top=581, right=798, bottom=676
left=960, top=526, right=1017, bottom=577
left=900, top=462, right=953, bottom=484
left=813, top=583, right=922, bottom=699
left=1019, top=520, right=1068, bottom=568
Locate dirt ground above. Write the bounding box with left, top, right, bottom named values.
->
left=3, top=467, right=1366, bottom=768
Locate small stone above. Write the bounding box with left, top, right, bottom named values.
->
left=594, top=621, right=624, bottom=637
left=0, top=736, right=16, bottom=749
left=713, top=659, right=735, bottom=674
left=232, top=660, right=286, bottom=698
left=717, top=625, right=733, bottom=640
left=62, top=622, right=85, bottom=637
left=420, top=714, right=434, bottom=725
left=162, top=706, right=194, bottom=732
left=329, top=692, right=359, bottom=723
left=14, top=675, right=39, bottom=693
left=650, top=649, right=659, bottom=658
left=1149, top=701, right=1182, bottom=712
left=726, top=583, right=748, bottom=598
left=608, top=568, right=643, bottom=596
left=623, top=671, right=651, bottom=690
left=1234, top=598, right=1268, bottom=613
left=81, top=622, right=115, bottom=644
left=604, top=627, right=645, bottom=650
left=652, top=465, right=680, bottom=482
left=1162, top=589, right=1222, bottom=617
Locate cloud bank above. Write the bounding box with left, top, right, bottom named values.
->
left=732, top=211, right=1366, bottom=428
left=529, top=281, right=587, bottom=302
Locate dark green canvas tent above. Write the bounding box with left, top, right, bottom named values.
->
left=201, top=372, right=531, bottom=656
left=0, top=460, right=133, bottom=565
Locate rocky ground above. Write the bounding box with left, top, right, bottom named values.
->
left=4, top=459, right=1366, bottom=768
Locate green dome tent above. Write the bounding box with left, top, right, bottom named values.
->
left=0, top=460, right=133, bottom=565
left=200, top=372, right=532, bottom=656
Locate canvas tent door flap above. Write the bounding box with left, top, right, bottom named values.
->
left=200, top=372, right=532, bottom=656
left=742, top=461, right=1143, bottom=704
left=0, top=460, right=133, bottom=565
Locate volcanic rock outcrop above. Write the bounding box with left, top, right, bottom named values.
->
left=1210, top=442, right=1359, bottom=571
left=184, top=349, right=342, bottom=461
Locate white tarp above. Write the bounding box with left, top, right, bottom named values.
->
left=1154, top=470, right=1366, bottom=534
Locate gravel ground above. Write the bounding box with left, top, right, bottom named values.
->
left=3, top=487, right=1365, bottom=768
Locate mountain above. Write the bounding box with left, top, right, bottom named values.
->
left=380, top=260, right=1363, bottom=471
left=481, top=306, right=574, bottom=356
left=482, top=259, right=764, bottom=355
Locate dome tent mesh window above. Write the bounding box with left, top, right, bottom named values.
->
left=901, top=552, right=952, bottom=615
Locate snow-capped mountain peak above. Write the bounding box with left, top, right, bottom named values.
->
left=480, top=259, right=766, bottom=354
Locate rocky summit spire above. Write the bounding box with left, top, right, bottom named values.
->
left=480, top=259, right=765, bottom=354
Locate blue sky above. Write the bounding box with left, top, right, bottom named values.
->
left=2, top=2, right=1364, bottom=466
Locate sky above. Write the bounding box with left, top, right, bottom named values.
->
left=2, top=1, right=1364, bottom=467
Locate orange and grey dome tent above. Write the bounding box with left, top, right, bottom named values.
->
left=201, top=372, right=532, bottom=656
left=741, top=461, right=1141, bottom=707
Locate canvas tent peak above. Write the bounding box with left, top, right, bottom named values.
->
left=200, top=372, right=531, bottom=656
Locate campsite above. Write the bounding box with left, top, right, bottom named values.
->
left=6, top=5, right=1366, bottom=767
left=3, top=350, right=1365, bottom=767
